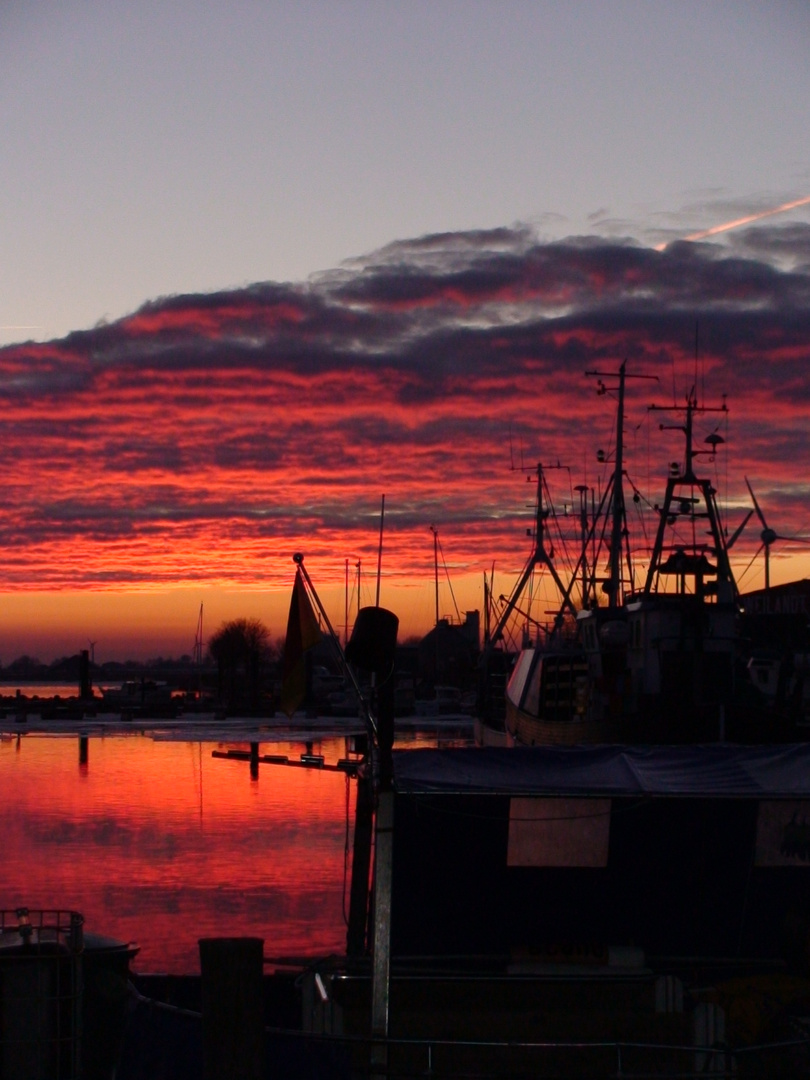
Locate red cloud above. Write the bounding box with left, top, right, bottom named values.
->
left=0, top=227, right=808, bottom=645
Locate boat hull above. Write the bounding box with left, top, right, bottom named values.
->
left=505, top=697, right=630, bottom=745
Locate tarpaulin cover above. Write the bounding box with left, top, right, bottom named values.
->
left=392, top=743, right=810, bottom=798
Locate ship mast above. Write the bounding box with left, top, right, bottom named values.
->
left=488, top=462, right=578, bottom=648
left=644, top=388, right=736, bottom=600
left=607, top=360, right=627, bottom=607
left=584, top=361, right=657, bottom=607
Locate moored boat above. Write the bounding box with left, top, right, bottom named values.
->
left=484, top=362, right=810, bottom=747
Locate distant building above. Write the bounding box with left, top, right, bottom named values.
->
left=417, top=611, right=480, bottom=691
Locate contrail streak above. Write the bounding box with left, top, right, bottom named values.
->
left=657, top=194, right=810, bottom=250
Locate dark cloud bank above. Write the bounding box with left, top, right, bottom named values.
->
left=0, top=225, right=808, bottom=590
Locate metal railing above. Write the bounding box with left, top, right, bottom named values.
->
left=262, top=1023, right=810, bottom=1078
left=0, top=908, right=84, bottom=1080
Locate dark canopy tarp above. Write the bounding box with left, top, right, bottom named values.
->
left=392, top=743, right=810, bottom=798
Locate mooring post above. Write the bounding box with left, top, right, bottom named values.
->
left=198, top=937, right=264, bottom=1080
left=370, top=786, right=394, bottom=1079
left=344, top=603, right=399, bottom=1079
left=371, top=663, right=395, bottom=1076
left=79, top=649, right=92, bottom=701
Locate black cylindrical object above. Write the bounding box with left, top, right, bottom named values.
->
left=345, top=607, right=399, bottom=673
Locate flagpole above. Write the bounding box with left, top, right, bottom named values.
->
left=292, top=554, right=379, bottom=742
left=376, top=495, right=385, bottom=608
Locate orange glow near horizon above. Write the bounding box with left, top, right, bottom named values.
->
left=0, top=228, right=809, bottom=660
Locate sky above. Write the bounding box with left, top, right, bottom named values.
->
left=1, top=1, right=810, bottom=662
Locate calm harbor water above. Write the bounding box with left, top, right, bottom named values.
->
left=0, top=724, right=471, bottom=974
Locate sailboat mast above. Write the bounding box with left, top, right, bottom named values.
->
left=430, top=525, right=439, bottom=627
left=376, top=495, right=385, bottom=607
left=194, top=603, right=204, bottom=700
left=195, top=603, right=203, bottom=667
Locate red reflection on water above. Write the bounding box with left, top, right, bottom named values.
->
left=0, top=734, right=355, bottom=973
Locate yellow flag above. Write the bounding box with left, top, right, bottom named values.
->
left=280, top=568, right=321, bottom=716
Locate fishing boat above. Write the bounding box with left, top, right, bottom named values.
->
left=481, top=362, right=809, bottom=747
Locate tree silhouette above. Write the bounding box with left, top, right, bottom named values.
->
left=207, top=617, right=272, bottom=709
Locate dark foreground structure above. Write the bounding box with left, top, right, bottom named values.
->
left=291, top=743, right=810, bottom=1078
left=8, top=743, right=810, bottom=1078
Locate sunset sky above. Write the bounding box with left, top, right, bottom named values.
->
left=1, top=2, right=809, bottom=662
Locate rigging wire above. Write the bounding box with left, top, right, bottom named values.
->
left=436, top=534, right=462, bottom=623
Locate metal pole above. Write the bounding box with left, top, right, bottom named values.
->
left=376, top=495, right=385, bottom=607
left=431, top=525, right=439, bottom=627
left=370, top=788, right=394, bottom=1079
